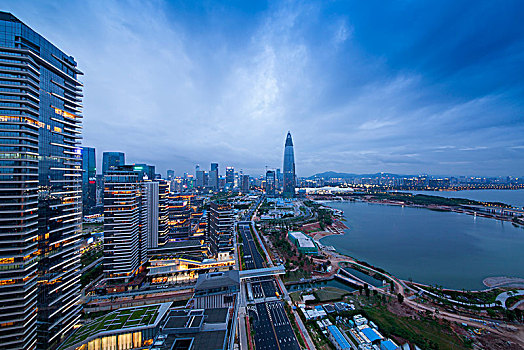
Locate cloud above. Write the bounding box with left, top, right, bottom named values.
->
left=6, top=0, right=524, bottom=177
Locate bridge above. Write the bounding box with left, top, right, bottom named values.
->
left=239, top=265, right=286, bottom=280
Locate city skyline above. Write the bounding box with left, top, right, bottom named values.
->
left=4, top=1, right=524, bottom=177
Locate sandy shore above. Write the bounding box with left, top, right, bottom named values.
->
left=483, top=276, right=524, bottom=288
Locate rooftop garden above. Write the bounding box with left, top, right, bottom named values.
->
left=60, top=304, right=160, bottom=349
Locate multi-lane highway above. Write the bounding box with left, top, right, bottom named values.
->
left=238, top=221, right=300, bottom=350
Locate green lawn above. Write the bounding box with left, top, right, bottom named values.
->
left=314, top=287, right=348, bottom=302
left=284, top=269, right=311, bottom=283
left=362, top=305, right=471, bottom=350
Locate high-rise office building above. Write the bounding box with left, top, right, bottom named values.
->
left=132, top=163, right=155, bottom=180
left=102, top=151, right=125, bottom=174
left=283, top=132, right=296, bottom=198
left=0, top=12, right=85, bottom=349
left=195, top=170, right=206, bottom=188
left=141, top=182, right=159, bottom=250
left=209, top=163, right=219, bottom=190
left=157, top=179, right=169, bottom=246
left=225, top=167, right=234, bottom=186
left=208, top=202, right=234, bottom=260
left=103, top=169, right=141, bottom=284
left=266, top=170, right=276, bottom=196
left=276, top=168, right=282, bottom=190
left=168, top=194, right=191, bottom=240
left=240, top=174, right=250, bottom=193
left=167, top=169, right=174, bottom=180
left=82, top=147, right=96, bottom=214
left=95, top=174, right=104, bottom=206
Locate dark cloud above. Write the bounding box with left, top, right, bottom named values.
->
left=8, top=0, right=524, bottom=176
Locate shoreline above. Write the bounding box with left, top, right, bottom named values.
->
left=316, top=197, right=524, bottom=226
left=316, top=201, right=523, bottom=292
left=307, top=219, right=348, bottom=241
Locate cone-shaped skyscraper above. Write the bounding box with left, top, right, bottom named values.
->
left=283, top=132, right=296, bottom=197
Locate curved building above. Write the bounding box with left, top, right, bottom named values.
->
left=283, top=132, right=296, bottom=197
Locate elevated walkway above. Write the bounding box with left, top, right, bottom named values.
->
left=239, top=265, right=286, bottom=280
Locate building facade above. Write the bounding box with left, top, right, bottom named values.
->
left=140, top=181, right=159, bottom=250
left=265, top=170, right=276, bottom=196
left=225, top=166, right=234, bottom=187
left=240, top=174, right=250, bottom=193
left=102, top=151, right=124, bottom=174
left=82, top=147, right=96, bottom=214
left=157, top=179, right=169, bottom=246
left=0, top=11, right=86, bottom=349
left=283, top=132, right=296, bottom=198
left=207, top=202, right=234, bottom=260
left=209, top=163, right=218, bottom=190
left=103, top=169, right=141, bottom=284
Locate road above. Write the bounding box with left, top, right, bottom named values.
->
left=238, top=221, right=300, bottom=350
left=495, top=289, right=524, bottom=309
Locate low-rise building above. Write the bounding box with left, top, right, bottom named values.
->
left=326, top=325, right=352, bottom=350
left=381, top=339, right=400, bottom=350
left=288, top=231, right=318, bottom=254
left=59, top=303, right=171, bottom=350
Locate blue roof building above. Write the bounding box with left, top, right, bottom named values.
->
left=381, top=339, right=400, bottom=350
left=361, top=326, right=383, bottom=343
left=327, top=325, right=352, bottom=350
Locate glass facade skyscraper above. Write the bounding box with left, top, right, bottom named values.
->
left=82, top=147, right=96, bottom=214
left=266, top=170, right=276, bottom=196
left=0, top=11, right=83, bottom=349
left=283, top=132, right=296, bottom=198
left=225, top=166, right=234, bottom=186
left=102, top=151, right=124, bottom=174
left=209, top=163, right=218, bottom=189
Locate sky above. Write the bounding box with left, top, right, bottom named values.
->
left=4, top=0, right=524, bottom=177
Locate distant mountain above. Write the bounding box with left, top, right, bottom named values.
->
left=309, top=171, right=414, bottom=179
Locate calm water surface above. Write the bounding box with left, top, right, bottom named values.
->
left=321, top=201, right=524, bottom=290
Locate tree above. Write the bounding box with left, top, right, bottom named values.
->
left=397, top=293, right=404, bottom=304
left=515, top=309, right=522, bottom=322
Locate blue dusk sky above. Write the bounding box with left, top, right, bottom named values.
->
left=3, top=0, right=524, bottom=177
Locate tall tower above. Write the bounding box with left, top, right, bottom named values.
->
left=82, top=147, right=96, bottom=214
left=103, top=168, right=141, bottom=284
left=283, top=132, right=296, bottom=198
left=0, top=11, right=84, bottom=349
left=209, top=163, right=219, bottom=190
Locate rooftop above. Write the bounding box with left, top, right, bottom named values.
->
left=288, top=231, right=316, bottom=248
left=382, top=339, right=399, bottom=350
left=60, top=303, right=171, bottom=349
left=157, top=307, right=231, bottom=350
left=361, top=326, right=383, bottom=343
left=194, top=270, right=240, bottom=291
left=327, top=325, right=352, bottom=350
